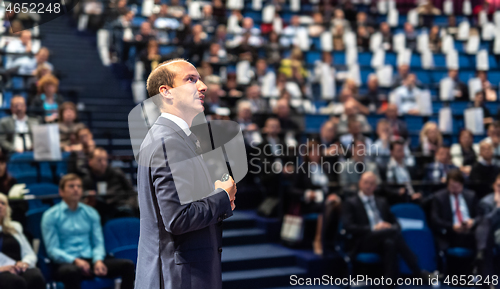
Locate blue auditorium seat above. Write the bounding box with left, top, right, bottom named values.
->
left=385, top=52, right=397, bottom=66
left=399, top=229, right=437, bottom=274
left=410, top=54, right=421, bottom=69
left=159, top=45, right=176, bottom=55
left=132, top=17, right=146, bottom=26
left=355, top=253, right=381, bottom=264
left=450, top=102, right=470, bottom=115
left=11, top=77, right=24, bottom=90
left=390, top=203, right=427, bottom=227
left=432, top=101, right=443, bottom=114
left=8, top=152, right=53, bottom=185
left=433, top=15, right=448, bottom=26
left=2, top=91, right=13, bottom=107
left=430, top=70, right=447, bottom=84
left=454, top=41, right=464, bottom=53
left=489, top=55, right=499, bottom=69
left=26, top=207, right=49, bottom=239
left=358, top=52, right=372, bottom=67
left=304, top=115, right=329, bottom=133
left=332, top=52, right=346, bottom=65
left=458, top=71, right=476, bottom=84
left=459, top=54, right=473, bottom=69
left=26, top=183, right=60, bottom=210
left=366, top=114, right=383, bottom=129
left=488, top=71, right=500, bottom=85
left=446, top=247, right=474, bottom=258
left=433, top=54, right=446, bottom=69
left=305, top=51, right=321, bottom=65
left=360, top=69, right=374, bottom=85
left=104, top=218, right=140, bottom=264
left=310, top=37, right=321, bottom=50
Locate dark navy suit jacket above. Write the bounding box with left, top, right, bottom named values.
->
left=135, top=116, right=233, bottom=289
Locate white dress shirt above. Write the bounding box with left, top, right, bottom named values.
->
left=449, top=193, right=471, bottom=225
left=13, top=115, right=32, bottom=152
left=160, top=113, right=231, bottom=201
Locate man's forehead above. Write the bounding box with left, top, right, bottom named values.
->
left=169, top=61, right=198, bottom=76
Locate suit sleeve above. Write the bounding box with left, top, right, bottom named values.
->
left=341, top=199, right=371, bottom=236
left=150, top=137, right=233, bottom=236
left=431, top=194, right=453, bottom=232
left=0, top=121, right=14, bottom=153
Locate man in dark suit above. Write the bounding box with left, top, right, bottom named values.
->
left=431, top=169, right=478, bottom=251
left=135, top=58, right=237, bottom=289
left=0, top=95, right=39, bottom=154
left=342, top=172, right=425, bottom=280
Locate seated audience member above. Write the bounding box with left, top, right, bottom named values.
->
left=340, top=139, right=381, bottom=195
left=13, top=47, right=53, bottom=76
left=203, top=83, right=228, bottom=115
left=319, top=120, right=342, bottom=161
left=4, top=30, right=32, bottom=68
left=418, top=121, right=443, bottom=159
left=404, top=22, right=417, bottom=51
left=332, top=23, right=345, bottom=51
left=68, top=127, right=96, bottom=176
left=392, top=64, right=410, bottom=88
left=336, top=100, right=372, bottom=135
left=0, top=96, right=39, bottom=154
left=431, top=170, right=478, bottom=258
left=372, top=120, right=414, bottom=167
left=308, top=12, right=325, bottom=37
left=30, top=74, right=64, bottom=123
left=243, top=84, right=269, bottom=114
left=427, top=25, right=441, bottom=52
left=476, top=71, right=497, bottom=102
left=390, top=74, right=421, bottom=115
left=274, top=99, right=299, bottom=132
left=358, top=74, right=384, bottom=112
left=339, top=119, right=373, bottom=150
left=153, top=4, right=180, bottom=30
left=133, top=22, right=157, bottom=56
left=284, top=140, right=340, bottom=255
left=424, top=146, right=457, bottom=183
left=475, top=175, right=500, bottom=278
left=483, top=121, right=500, bottom=158
left=26, top=65, right=53, bottom=105
left=235, top=101, right=262, bottom=146
left=382, top=140, right=421, bottom=203
left=139, top=39, right=167, bottom=77
left=342, top=172, right=428, bottom=279
left=82, top=147, right=137, bottom=219
left=384, top=103, right=409, bottom=141
left=41, top=174, right=135, bottom=289
left=280, top=15, right=306, bottom=47
left=470, top=141, right=500, bottom=199
left=58, top=102, right=86, bottom=152
left=440, top=69, right=469, bottom=101
left=356, top=26, right=370, bottom=51
left=473, top=91, right=493, bottom=128
left=451, top=129, right=479, bottom=176
left=0, top=193, right=45, bottom=289
left=379, top=22, right=392, bottom=50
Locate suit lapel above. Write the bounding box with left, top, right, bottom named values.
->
left=355, top=196, right=371, bottom=226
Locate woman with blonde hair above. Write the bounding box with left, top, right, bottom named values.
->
left=0, top=193, right=45, bottom=289
left=30, top=74, right=64, bottom=123
left=418, top=121, right=443, bottom=158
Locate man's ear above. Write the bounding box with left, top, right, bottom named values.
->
left=159, top=85, right=174, bottom=100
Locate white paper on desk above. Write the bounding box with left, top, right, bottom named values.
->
left=262, top=5, right=275, bottom=23
left=408, top=9, right=418, bottom=27
left=320, top=31, right=333, bottom=52
left=0, top=252, right=16, bottom=267
left=439, top=107, right=453, bottom=134
left=466, top=35, right=479, bottom=54
left=226, top=0, right=244, bottom=10
left=377, top=0, right=388, bottom=14
left=387, top=8, right=399, bottom=27
left=463, top=0, right=472, bottom=15
left=446, top=49, right=459, bottom=70
left=482, top=23, right=495, bottom=40
left=393, top=33, right=406, bottom=53
left=444, top=0, right=453, bottom=15
left=377, top=65, right=393, bottom=87
left=188, top=1, right=202, bottom=19
left=273, top=17, right=282, bottom=34
left=457, top=21, right=470, bottom=40
left=141, top=0, right=154, bottom=16
left=495, top=31, right=500, bottom=54
left=346, top=46, right=358, bottom=65
left=417, top=33, right=429, bottom=53
left=261, top=71, right=276, bottom=98
left=479, top=11, right=488, bottom=27
left=371, top=49, right=385, bottom=68
left=495, top=11, right=500, bottom=28
left=290, top=0, right=300, bottom=12
left=468, top=78, right=483, bottom=101
left=397, top=48, right=412, bottom=66
left=33, top=124, right=61, bottom=161
left=398, top=218, right=424, bottom=230
left=236, top=61, right=251, bottom=85
left=348, top=65, right=361, bottom=86
left=477, top=50, right=489, bottom=71
left=370, top=32, right=383, bottom=51
left=417, top=90, right=433, bottom=116
left=252, top=0, right=262, bottom=10
left=441, top=34, right=454, bottom=54
left=440, top=78, right=454, bottom=101
left=320, top=63, right=336, bottom=100
left=343, top=31, right=356, bottom=49
left=297, top=28, right=310, bottom=51
left=464, top=107, right=484, bottom=135
left=421, top=49, right=434, bottom=69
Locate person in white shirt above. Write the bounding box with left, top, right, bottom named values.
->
left=13, top=47, right=53, bottom=76
left=390, top=74, right=421, bottom=115
left=0, top=96, right=39, bottom=154
left=280, top=15, right=307, bottom=47
left=5, top=31, right=32, bottom=69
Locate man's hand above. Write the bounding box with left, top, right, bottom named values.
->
left=305, top=190, right=316, bottom=202
left=74, top=258, right=91, bottom=276
left=453, top=223, right=466, bottom=234
left=464, top=219, right=474, bottom=230
left=94, top=260, right=108, bottom=276
left=15, top=261, right=29, bottom=273
left=215, top=176, right=237, bottom=203
left=374, top=222, right=392, bottom=231
left=0, top=265, right=17, bottom=274
left=407, top=109, right=420, bottom=115
left=411, top=192, right=422, bottom=200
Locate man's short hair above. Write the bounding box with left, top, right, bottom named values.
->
left=390, top=139, right=405, bottom=151
left=89, top=147, right=107, bottom=160
left=489, top=121, right=500, bottom=130
left=446, top=169, right=464, bottom=185
left=59, top=173, right=82, bottom=190
left=146, top=58, right=190, bottom=98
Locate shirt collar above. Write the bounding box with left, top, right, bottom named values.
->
left=60, top=200, right=81, bottom=211
left=358, top=191, right=374, bottom=202
left=160, top=113, right=191, bottom=136
left=13, top=114, right=27, bottom=122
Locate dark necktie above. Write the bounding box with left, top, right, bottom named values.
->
left=188, top=133, right=202, bottom=155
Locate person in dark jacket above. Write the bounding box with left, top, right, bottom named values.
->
left=470, top=141, right=500, bottom=199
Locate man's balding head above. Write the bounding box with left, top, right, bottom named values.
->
left=146, top=58, right=193, bottom=97
left=359, top=172, right=377, bottom=196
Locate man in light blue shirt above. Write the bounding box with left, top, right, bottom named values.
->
left=41, top=174, right=135, bottom=289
